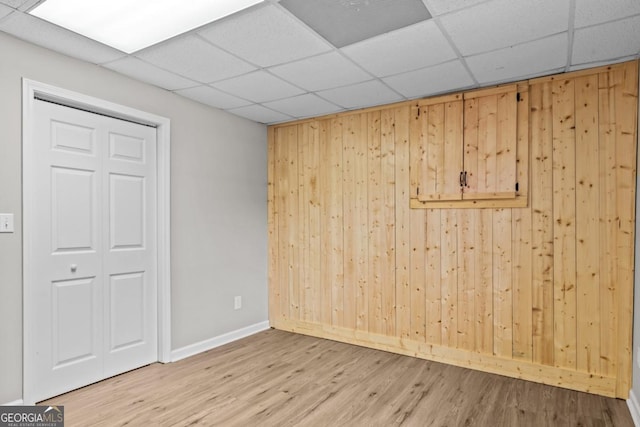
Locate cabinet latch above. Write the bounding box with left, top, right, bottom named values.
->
left=459, top=171, right=468, bottom=188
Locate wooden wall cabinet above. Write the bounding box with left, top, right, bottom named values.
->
left=268, top=61, right=639, bottom=398
left=411, top=84, right=527, bottom=208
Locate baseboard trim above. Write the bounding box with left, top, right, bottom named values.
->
left=628, top=389, right=640, bottom=426
left=171, top=321, right=270, bottom=362
left=2, top=399, right=24, bottom=406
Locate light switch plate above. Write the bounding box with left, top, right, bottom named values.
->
left=0, top=213, right=14, bottom=233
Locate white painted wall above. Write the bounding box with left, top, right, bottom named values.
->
left=0, top=32, right=268, bottom=404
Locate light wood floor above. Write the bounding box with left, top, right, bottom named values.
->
left=42, top=329, right=634, bottom=426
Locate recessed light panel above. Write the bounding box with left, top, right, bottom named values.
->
left=29, top=0, right=263, bottom=53
left=280, top=0, right=431, bottom=48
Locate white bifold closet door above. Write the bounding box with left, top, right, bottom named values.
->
left=31, top=99, right=157, bottom=402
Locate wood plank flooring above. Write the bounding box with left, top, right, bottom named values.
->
left=41, top=329, right=634, bottom=426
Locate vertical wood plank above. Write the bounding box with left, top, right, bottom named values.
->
left=445, top=101, right=464, bottom=198
left=493, top=208, right=513, bottom=357
left=298, top=124, right=309, bottom=321
left=575, top=75, right=601, bottom=373
left=275, top=128, right=288, bottom=322
left=431, top=103, right=446, bottom=198
left=367, top=111, right=384, bottom=335
left=318, top=120, right=333, bottom=325
left=457, top=209, right=475, bottom=351
left=425, top=208, right=442, bottom=345
left=287, top=126, right=300, bottom=320
left=301, top=122, right=322, bottom=323
left=395, top=106, right=412, bottom=340
left=441, top=209, right=458, bottom=348
left=530, top=82, right=554, bottom=366
left=410, top=103, right=423, bottom=199
left=552, top=78, right=577, bottom=370
left=343, top=115, right=358, bottom=330
left=464, top=98, right=479, bottom=196
left=381, top=109, right=397, bottom=336
left=355, top=114, right=369, bottom=332
left=276, top=126, right=297, bottom=322
left=512, top=85, right=533, bottom=361
left=516, top=83, right=531, bottom=198
left=410, top=105, right=426, bottom=341
left=329, top=118, right=345, bottom=326
left=614, top=62, right=638, bottom=398
left=477, top=95, right=498, bottom=194
left=496, top=90, right=518, bottom=194
left=475, top=209, right=493, bottom=354
left=267, top=126, right=279, bottom=324
left=598, top=71, right=617, bottom=378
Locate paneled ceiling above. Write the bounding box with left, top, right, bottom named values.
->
left=1, top=0, right=639, bottom=124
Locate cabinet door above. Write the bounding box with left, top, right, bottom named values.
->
left=411, top=94, right=464, bottom=202
left=462, top=85, right=518, bottom=200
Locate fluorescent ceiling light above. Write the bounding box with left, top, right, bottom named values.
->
left=29, top=0, right=264, bottom=53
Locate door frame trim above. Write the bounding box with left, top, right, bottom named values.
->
left=22, top=79, right=172, bottom=404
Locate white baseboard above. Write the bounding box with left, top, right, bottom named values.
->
left=2, top=399, right=24, bottom=406
left=628, top=389, right=640, bottom=427
left=171, top=321, right=270, bottom=362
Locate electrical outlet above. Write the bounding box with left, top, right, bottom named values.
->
left=0, top=213, right=14, bottom=233
left=234, top=296, right=242, bottom=310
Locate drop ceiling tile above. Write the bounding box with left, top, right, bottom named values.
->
left=572, top=15, right=640, bottom=65
left=104, top=57, right=197, bottom=91
left=175, top=86, right=252, bottom=110
left=212, top=71, right=305, bottom=103
left=16, top=0, right=40, bottom=11
left=341, top=20, right=456, bottom=77
left=269, top=52, right=371, bottom=91
left=264, top=93, right=342, bottom=118
left=0, top=0, right=32, bottom=9
left=198, top=5, right=331, bottom=68
left=382, top=60, right=474, bottom=98
left=136, top=35, right=255, bottom=84
left=439, top=0, right=569, bottom=56
left=466, top=33, right=567, bottom=84
left=228, top=104, right=293, bottom=124
left=0, top=11, right=126, bottom=63
left=422, top=0, right=488, bottom=16
left=574, top=0, right=640, bottom=28
left=280, top=0, right=431, bottom=48
left=318, top=80, right=403, bottom=109
left=0, top=4, right=11, bottom=19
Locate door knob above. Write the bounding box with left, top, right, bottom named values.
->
left=70, top=264, right=78, bottom=273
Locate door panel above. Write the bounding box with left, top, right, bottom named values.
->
left=109, top=174, right=145, bottom=249
left=51, top=120, right=95, bottom=155
left=109, top=272, right=146, bottom=351
left=412, top=98, right=464, bottom=202
left=51, top=167, right=96, bottom=252
left=52, top=277, right=99, bottom=367
left=109, top=133, right=145, bottom=162
left=463, top=85, right=518, bottom=199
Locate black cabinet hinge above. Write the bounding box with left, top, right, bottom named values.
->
left=516, top=92, right=521, bottom=102
left=515, top=182, right=519, bottom=192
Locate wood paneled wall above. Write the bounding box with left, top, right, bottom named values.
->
left=268, top=61, right=639, bottom=398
